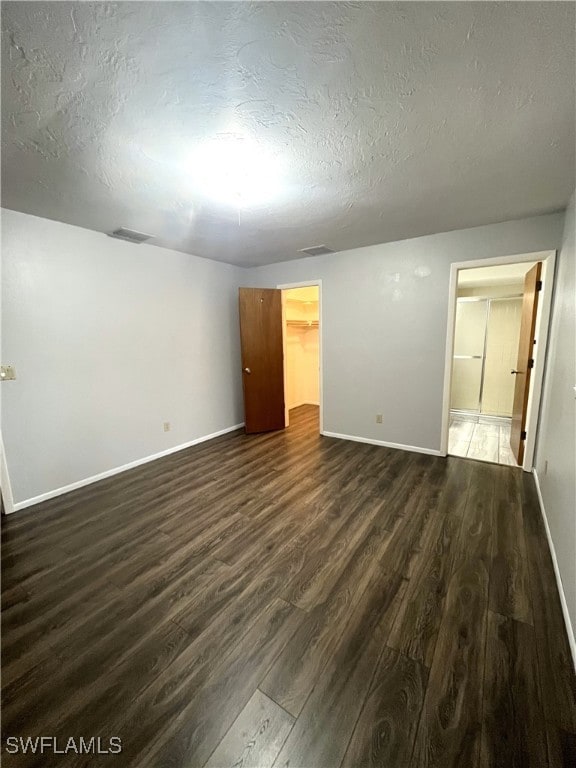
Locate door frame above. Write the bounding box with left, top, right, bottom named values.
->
left=277, top=280, right=324, bottom=434
left=440, top=250, right=556, bottom=471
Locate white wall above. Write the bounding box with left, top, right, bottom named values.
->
left=534, top=192, right=576, bottom=642
left=1, top=209, right=245, bottom=507
left=247, top=212, right=564, bottom=451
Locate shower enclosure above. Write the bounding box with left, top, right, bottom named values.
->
left=451, top=295, right=523, bottom=417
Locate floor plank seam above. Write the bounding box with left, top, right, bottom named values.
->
left=255, top=686, right=298, bottom=720
left=383, top=642, right=432, bottom=674
left=488, top=608, right=534, bottom=628
left=337, top=601, right=413, bottom=768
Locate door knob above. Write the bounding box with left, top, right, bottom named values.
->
left=243, top=367, right=251, bottom=374
left=511, top=370, right=523, bottom=374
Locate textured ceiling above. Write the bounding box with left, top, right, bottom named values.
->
left=1, top=2, right=575, bottom=267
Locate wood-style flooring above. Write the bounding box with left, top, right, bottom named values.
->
left=2, top=405, right=575, bottom=767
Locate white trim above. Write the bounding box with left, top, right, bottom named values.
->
left=523, top=255, right=555, bottom=470
left=441, top=250, right=556, bottom=471
left=288, top=401, right=320, bottom=409
left=441, top=251, right=554, bottom=272
left=278, top=280, right=323, bottom=434
left=441, top=264, right=460, bottom=456
left=10, top=423, right=245, bottom=513
left=280, top=289, right=290, bottom=428
left=322, top=430, right=442, bottom=456
left=1, top=432, right=15, bottom=515
left=532, top=469, right=576, bottom=673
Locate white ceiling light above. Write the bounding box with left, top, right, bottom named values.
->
left=187, top=135, right=284, bottom=209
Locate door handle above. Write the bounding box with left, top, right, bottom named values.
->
left=511, top=370, right=524, bottom=375
left=243, top=367, right=251, bottom=374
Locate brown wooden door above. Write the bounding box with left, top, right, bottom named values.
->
left=510, top=262, right=542, bottom=464
left=238, top=287, right=286, bottom=434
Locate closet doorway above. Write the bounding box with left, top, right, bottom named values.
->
left=281, top=284, right=321, bottom=430
left=443, top=253, right=555, bottom=469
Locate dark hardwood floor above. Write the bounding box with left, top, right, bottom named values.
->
left=2, top=405, right=575, bottom=767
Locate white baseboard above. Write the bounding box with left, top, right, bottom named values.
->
left=532, top=469, right=576, bottom=673
left=321, top=431, right=442, bottom=457
left=289, top=401, right=320, bottom=409
left=11, top=423, right=245, bottom=513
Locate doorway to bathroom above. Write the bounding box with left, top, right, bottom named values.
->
left=443, top=253, right=555, bottom=468
left=450, top=289, right=523, bottom=464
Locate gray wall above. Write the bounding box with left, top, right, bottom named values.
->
left=1, top=209, right=245, bottom=505
left=535, top=192, right=576, bottom=633
left=248, top=212, right=564, bottom=451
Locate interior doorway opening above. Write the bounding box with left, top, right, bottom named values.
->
left=281, top=285, right=320, bottom=431
left=442, top=251, right=556, bottom=470
left=449, top=264, right=531, bottom=465
left=237, top=281, right=322, bottom=435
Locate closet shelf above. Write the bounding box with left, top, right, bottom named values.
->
left=286, top=319, right=319, bottom=328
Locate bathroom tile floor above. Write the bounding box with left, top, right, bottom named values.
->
left=448, top=413, right=518, bottom=466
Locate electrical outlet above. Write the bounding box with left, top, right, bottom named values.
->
left=0, top=365, right=16, bottom=381
left=376, top=414, right=383, bottom=424
left=163, top=422, right=171, bottom=432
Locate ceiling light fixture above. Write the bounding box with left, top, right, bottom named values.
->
left=188, top=134, right=284, bottom=209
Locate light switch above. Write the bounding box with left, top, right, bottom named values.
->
left=0, top=365, right=16, bottom=381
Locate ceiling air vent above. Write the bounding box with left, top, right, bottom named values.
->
left=298, top=244, right=335, bottom=257
left=108, top=227, right=155, bottom=244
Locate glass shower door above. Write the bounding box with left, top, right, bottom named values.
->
left=451, top=299, right=488, bottom=413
